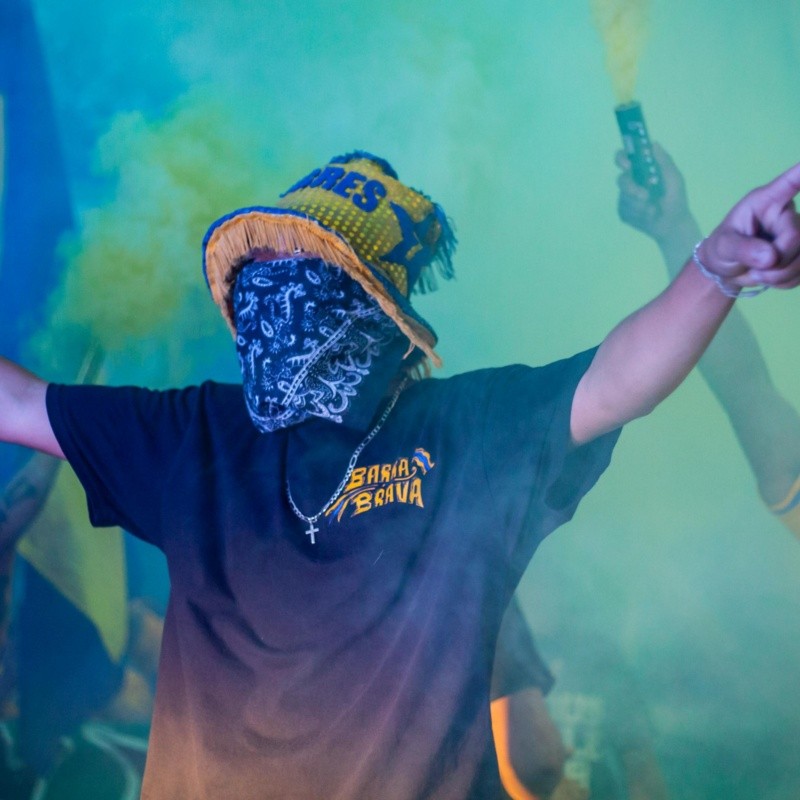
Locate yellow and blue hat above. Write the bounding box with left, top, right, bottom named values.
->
left=202, top=151, right=456, bottom=366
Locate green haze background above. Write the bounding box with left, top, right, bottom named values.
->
left=25, top=0, right=800, bottom=796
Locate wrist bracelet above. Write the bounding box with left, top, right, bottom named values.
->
left=692, top=240, right=767, bottom=298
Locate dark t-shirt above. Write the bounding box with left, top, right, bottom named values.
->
left=47, top=351, right=619, bottom=800
left=491, top=596, right=554, bottom=701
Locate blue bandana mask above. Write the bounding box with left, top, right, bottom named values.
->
left=234, top=257, right=408, bottom=433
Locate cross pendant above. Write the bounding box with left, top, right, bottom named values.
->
left=306, top=521, right=318, bottom=545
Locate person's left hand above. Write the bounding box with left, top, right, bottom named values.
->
left=616, top=143, right=692, bottom=245
left=698, top=162, right=800, bottom=292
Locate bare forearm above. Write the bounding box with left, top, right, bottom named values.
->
left=655, top=223, right=800, bottom=502
left=656, top=216, right=779, bottom=395
left=572, top=261, right=733, bottom=445
left=0, top=356, right=62, bottom=457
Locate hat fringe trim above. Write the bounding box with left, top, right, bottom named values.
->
left=414, top=204, right=457, bottom=295
left=204, top=211, right=442, bottom=367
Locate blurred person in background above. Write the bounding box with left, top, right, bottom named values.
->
left=491, top=597, right=569, bottom=800
left=616, top=144, right=800, bottom=537
left=0, top=400, right=165, bottom=799
left=0, top=2, right=168, bottom=794
left=537, top=600, right=670, bottom=800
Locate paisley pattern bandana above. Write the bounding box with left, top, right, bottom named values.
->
left=234, top=257, right=407, bottom=433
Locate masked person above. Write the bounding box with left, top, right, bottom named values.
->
left=2, top=150, right=800, bottom=800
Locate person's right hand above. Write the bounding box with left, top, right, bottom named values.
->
left=699, top=160, right=800, bottom=292
left=616, top=143, right=693, bottom=245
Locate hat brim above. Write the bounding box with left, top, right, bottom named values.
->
left=202, top=206, right=440, bottom=366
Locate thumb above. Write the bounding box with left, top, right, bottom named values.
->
left=707, top=229, right=779, bottom=272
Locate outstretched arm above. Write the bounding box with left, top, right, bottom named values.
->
left=571, top=161, right=800, bottom=447
left=0, top=357, right=62, bottom=458
left=0, top=341, right=103, bottom=461
left=617, top=145, right=800, bottom=511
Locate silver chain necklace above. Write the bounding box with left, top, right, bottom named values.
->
left=286, top=379, right=408, bottom=544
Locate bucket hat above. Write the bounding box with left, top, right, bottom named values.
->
left=202, top=151, right=455, bottom=365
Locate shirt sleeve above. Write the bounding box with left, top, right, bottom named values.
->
left=46, top=383, right=200, bottom=548
left=491, top=596, right=554, bottom=701
left=481, top=348, right=621, bottom=569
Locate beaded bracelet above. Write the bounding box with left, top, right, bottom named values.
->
left=692, top=239, right=769, bottom=299
left=692, top=240, right=767, bottom=298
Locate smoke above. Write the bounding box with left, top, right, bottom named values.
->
left=16, top=1, right=800, bottom=795
left=589, top=0, right=650, bottom=103
left=35, top=87, right=289, bottom=381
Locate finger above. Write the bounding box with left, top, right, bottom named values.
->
left=774, top=274, right=800, bottom=290
left=618, top=197, right=656, bottom=227
left=744, top=265, right=800, bottom=290
left=771, top=205, right=800, bottom=262
left=615, top=149, right=631, bottom=171
left=651, top=141, right=668, bottom=162
left=617, top=172, right=649, bottom=201
left=711, top=230, right=779, bottom=271
left=737, top=245, right=800, bottom=285
left=651, top=141, right=677, bottom=173
left=617, top=198, right=639, bottom=225
left=768, top=251, right=800, bottom=285
left=752, top=161, right=800, bottom=212
left=740, top=260, right=800, bottom=286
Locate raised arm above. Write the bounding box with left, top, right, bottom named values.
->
left=1, top=91, right=59, bottom=457
left=0, top=357, right=62, bottom=457
left=617, top=145, right=800, bottom=514
left=571, top=161, right=800, bottom=447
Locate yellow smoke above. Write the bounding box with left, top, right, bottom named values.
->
left=589, top=0, right=650, bottom=103
left=45, top=89, right=279, bottom=360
